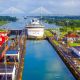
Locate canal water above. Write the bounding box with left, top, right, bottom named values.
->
left=42, top=22, right=61, bottom=29
left=22, top=40, right=75, bottom=80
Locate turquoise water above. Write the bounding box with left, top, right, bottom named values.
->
left=22, top=40, right=75, bottom=80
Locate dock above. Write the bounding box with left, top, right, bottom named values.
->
left=17, top=34, right=27, bottom=80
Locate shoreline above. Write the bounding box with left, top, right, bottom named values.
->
left=17, top=35, right=27, bottom=80
left=47, top=37, right=80, bottom=80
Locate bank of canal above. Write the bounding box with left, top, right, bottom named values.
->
left=22, top=40, right=75, bottom=80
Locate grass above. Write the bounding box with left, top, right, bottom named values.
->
left=59, top=27, right=80, bottom=38
left=62, top=26, right=80, bottom=32
left=45, top=29, right=59, bottom=45
left=52, top=40, right=59, bottom=46
left=0, top=21, right=8, bottom=32
left=0, top=21, right=8, bottom=26
left=0, top=29, right=7, bottom=32
left=45, top=30, right=53, bottom=37
left=69, top=42, right=80, bottom=47
left=60, top=32, right=67, bottom=38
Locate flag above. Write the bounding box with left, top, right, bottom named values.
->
left=0, top=36, right=5, bottom=47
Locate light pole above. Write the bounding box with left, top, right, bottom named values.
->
left=4, top=27, right=7, bottom=80
left=18, top=29, right=20, bottom=51
left=66, top=20, right=69, bottom=49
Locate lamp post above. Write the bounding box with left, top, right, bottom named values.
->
left=66, top=20, right=69, bottom=50
left=4, top=26, right=7, bottom=80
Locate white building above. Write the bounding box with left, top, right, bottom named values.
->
left=26, top=19, right=44, bottom=38
left=71, top=46, right=80, bottom=57
left=0, top=64, right=16, bottom=80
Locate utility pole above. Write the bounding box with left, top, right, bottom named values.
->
left=4, top=27, right=7, bottom=80
left=66, top=20, right=69, bottom=48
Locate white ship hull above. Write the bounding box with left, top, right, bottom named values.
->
left=27, top=28, right=44, bottom=38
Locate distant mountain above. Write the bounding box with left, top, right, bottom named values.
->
left=30, top=7, right=52, bottom=16
left=0, top=7, right=25, bottom=16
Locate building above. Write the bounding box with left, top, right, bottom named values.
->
left=26, top=18, right=44, bottom=39
left=0, top=64, right=16, bottom=80
left=0, top=22, right=26, bottom=35
left=65, top=33, right=79, bottom=43
left=71, top=46, right=80, bottom=57
left=6, top=50, right=20, bottom=62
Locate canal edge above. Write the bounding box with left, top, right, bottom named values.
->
left=17, top=36, right=27, bottom=80
left=47, top=37, right=80, bottom=80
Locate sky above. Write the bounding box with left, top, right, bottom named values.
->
left=0, top=0, right=80, bottom=16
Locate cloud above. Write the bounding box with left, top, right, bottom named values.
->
left=62, top=0, right=77, bottom=7
left=0, top=0, right=80, bottom=15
